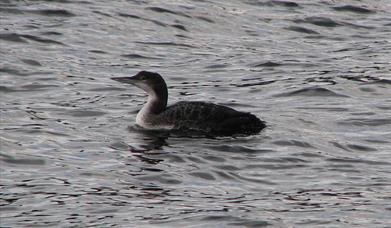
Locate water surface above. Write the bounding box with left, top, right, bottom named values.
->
left=1, top=0, right=391, bottom=227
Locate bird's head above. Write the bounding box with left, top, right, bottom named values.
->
left=111, top=71, right=166, bottom=95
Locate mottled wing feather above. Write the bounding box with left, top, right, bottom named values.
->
left=162, top=102, right=237, bottom=121
left=159, top=101, right=264, bottom=135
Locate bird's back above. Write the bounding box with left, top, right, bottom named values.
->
left=158, top=101, right=265, bottom=135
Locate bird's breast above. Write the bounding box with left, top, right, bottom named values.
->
left=136, top=107, right=174, bottom=130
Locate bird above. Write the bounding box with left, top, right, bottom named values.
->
left=111, top=71, right=265, bottom=136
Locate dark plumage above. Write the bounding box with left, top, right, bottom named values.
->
left=162, top=101, right=265, bottom=135
left=112, top=71, right=265, bottom=136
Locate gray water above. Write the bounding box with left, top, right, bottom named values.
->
left=1, top=0, right=391, bottom=227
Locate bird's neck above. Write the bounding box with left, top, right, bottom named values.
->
left=135, top=84, right=168, bottom=127
left=145, top=92, right=167, bottom=114
left=141, top=84, right=168, bottom=115
left=136, top=90, right=167, bottom=127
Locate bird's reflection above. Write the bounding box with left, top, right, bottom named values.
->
left=127, top=125, right=169, bottom=151
left=112, top=124, right=230, bottom=165
left=117, top=125, right=170, bottom=165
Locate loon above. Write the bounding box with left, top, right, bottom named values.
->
left=112, top=71, right=265, bottom=136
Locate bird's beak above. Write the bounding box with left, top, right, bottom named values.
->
left=111, top=76, right=137, bottom=85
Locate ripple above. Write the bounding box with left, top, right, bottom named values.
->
left=205, top=64, right=228, bottom=69
left=88, top=86, right=126, bottom=92
left=121, top=54, right=161, bottom=59
left=118, top=12, right=168, bottom=27
left=246, top=0, right=299, bottom=7
left=337, top=118, right=391, bottom=126
left=136, top=174, right=182, bottom=184
left=21, top=59, right=42, bottom=66
left=228, top=172, right=276, bottom=185
left=0, top=153, right=45, bottom=165
left=21, top=84, right=58, bottom=90
left=64, top=109, right=107, bottom=117
left=343, top=22, right=374, bottom=29
left=146, top=7, right=191, bottom=18
left=201, top=155, right=226, bottom=162
left=0, top=86, right=20, bottom=93
left=233, top=80, right=276, bottom=87
left=274, top=87, right=348, bottom=97
left=11, top=128, right=70, bottom=137
left=117, top=13, right=141, bottom=19
left=0, top=67, right=41, bottom=76
left=195, top=16, right=214, bottom=23
left=266, top=157, right=309, bottom=163
left=272, top=140, right=315, bottom=148
left=189, top=172, right=215, bottom=180
left=331, top=141, right=378, bottom=152
left=20, top=34, right=64, bottom=45
left=0, top=33, right=27, bottom=42
left=251, top=61, right=282, bottom=67
left=369, top=79, right=391, bottom=85
left=341, top=75, right=391, bottom=84
left=229, top=220, right=270, bottom=227
left=171, top=24, right=188, bottom=31
left=0, top=33, right=64, bottom=45
left=207, top=145, right=268, bottom=153
left=294, top=152, right=324, bottom=158
left=269, top=0, right=299, bottom=7
left=294, top=17, right=341, bottom=27
left=135, top=41, right=195, bottom=48
left=214, top=165, right=240, bottom=171
left=0, top=7, right=23, bottom=14
left=326, top=157, right=390, bottom=166
left=332, top=5, right=374, bottom=14
left=286, top=26, right=319, bottom=34
left=296, top=107, right=348, bottom=112
left=31, top=9, right=75, bottom=17
left=346, top=144, right=377, bottom=152
left=41, top=31, right=63, bottom=36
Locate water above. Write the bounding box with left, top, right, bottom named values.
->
left=1, top=0, right=391, bottom=227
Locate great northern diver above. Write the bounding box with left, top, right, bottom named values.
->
left=112, top=71, right=265, bottom=136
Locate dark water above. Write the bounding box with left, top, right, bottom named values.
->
left=1, top=0, right=391, bottom=227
